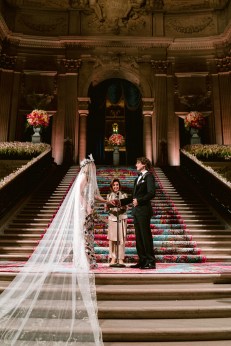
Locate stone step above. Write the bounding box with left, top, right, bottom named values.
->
left=100, top=318, right=231, bottom=342
left=0, top=239, right=39, bottom=246
left=7, top=342, right=231, bottom=346
left=3, top=246, right=230, bottom=255
left=103, top=342, right=231, bottom=346
left=0, top=254, right=30, bottom=261
left=0, top=234, right=42, bottom=240
left=1, top=279, right=231, bottom=300
left=3, top=298, right=231, bottom=319
left=2, top=317, right=231, bottom=343
left=96, top=283, right=231, bottom=301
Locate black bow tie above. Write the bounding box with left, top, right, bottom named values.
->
left=138, top=173, right=142, bottom=177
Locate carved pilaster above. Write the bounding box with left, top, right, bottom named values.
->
left=217, top=72, right=231, bottom=144
left=52, top=74, right=66, bottom=165
left=64, top=73, right=79, bottom=164
left=0, top=70, right=15, bottom=141
left=78, top=97, right=90, bottom=163
left=167, top=76, right=179, bottom=166
left=211, top=74, right=223, bottom=144
left=142, top=98, right=154, bottom=164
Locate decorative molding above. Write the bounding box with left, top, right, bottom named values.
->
left=178, top=94, right=211, bottom=110
left=93, top=54, right=139, bottom=73
left=0, top=53, right=17, bottom=70
left=151, top=60, right=170, bottom=74
left=166, top=16, right=214, bottom=35
left=18, top=15, right=67, bottom=34
left=78, top=97, right=90, bottom=113
left=5, top=0, right=229, bottom=11
left=0, top=8, right=230, bottom=53
left=60, top=58, right=82, bottom=73
left=215, top=56, right=231, bottom=72
left=142, top=98, right=154, bottom=114
left=163, top=0, right=229, bottom=11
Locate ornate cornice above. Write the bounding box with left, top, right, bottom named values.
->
left=5, top=0, right=229, bottom=11
left=0, top=14, right=230, bottom=54
left=0, top=14, right=11, bottom=41
left=168, top=37, right=214, bottom=51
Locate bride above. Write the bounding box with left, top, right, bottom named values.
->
left=0, top=154, right=110, bottom=345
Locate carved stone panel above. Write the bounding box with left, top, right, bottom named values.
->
left=15, top=11, right=68, bottom=36
left=165, top=13, right=217, bottom=37
left=81, top=0, right=152, bottom=36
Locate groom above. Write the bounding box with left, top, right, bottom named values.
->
left=119, top=156, right=156, bottom=269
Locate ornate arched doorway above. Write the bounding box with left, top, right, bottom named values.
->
left=87, top=78, right=143, bottom=165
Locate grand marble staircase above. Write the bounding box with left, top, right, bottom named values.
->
left=0, top=165, right=231, bottom=345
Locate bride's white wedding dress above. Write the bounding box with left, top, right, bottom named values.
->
left=0, top=156, right=104, bottom=345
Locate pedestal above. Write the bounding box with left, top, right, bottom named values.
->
left=113, top=146, right=120, bottom=166
left=32, top=127, right=41, bottom=143
left=190, top=128, right=201, bottom=144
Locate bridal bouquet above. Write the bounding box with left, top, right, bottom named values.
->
left=26, top=109, right=49, bottom=128
left=108, top=133, right=125, bottom=146
left=184, top=111, right=205, bottom=130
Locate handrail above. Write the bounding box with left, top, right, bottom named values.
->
left=180, top=150, right=231, bottom=214
left=0, top=149, right=53, bottom=218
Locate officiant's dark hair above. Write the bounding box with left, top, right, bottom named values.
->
left=110, top=178, right=122, bottom=191
left=136, top=157, right=152, bottom=170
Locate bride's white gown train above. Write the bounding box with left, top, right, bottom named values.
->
left=0, top=158, right=104, bottom=345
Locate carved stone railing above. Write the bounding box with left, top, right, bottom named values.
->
left=0, top=149, right=53, bottom=219
left=180, top=150, right=231, bottom=215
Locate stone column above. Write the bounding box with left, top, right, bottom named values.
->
left=151, top=60, right=170, bottom=165
left=60, top=59, right=81, bottom=163
left=167, top=75, right=179, bottom=166
left=8, top=72, right=21, bottom=141
left=142, top=98, right=154, bottom=163
left=152, top=74, right=168, bottom=165
left=78, top=97, right=90, bottom=163
left=78, top=111, right=88, bottom=163
left=214, top=57, right=231, bottom=144
left=0, top=54, right=17, bottom=141
left=0, top=70, right=14, bottom=141
left=211, top=74, right=222, bottom=144
left=52, top=74, right=66, bottom=165
left=217, top=72, right=231, bottom=144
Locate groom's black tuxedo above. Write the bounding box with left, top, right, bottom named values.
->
left=120, top=171, right=156, bottom=267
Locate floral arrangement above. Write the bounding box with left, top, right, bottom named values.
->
left=26, top=109, right=49, bottom=128
left=108, top=133, right=125, bottom=146
left=184, top=111, right=205, bottom=130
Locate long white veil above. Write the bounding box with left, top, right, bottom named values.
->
left=0, top=155, right=104, bottom=345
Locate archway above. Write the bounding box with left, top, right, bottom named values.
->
left=87, top=78, right=143, bottom=165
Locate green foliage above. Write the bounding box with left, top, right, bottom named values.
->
left=0, top=142, right=51, bottom=159
left=183, top=144, right=231, bottom=161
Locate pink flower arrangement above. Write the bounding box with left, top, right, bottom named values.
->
left=108, top=133, right=125, bottom=146
left=26, top=109, right=49, bottom=128
left=184, top=111, right=205, bottom=130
